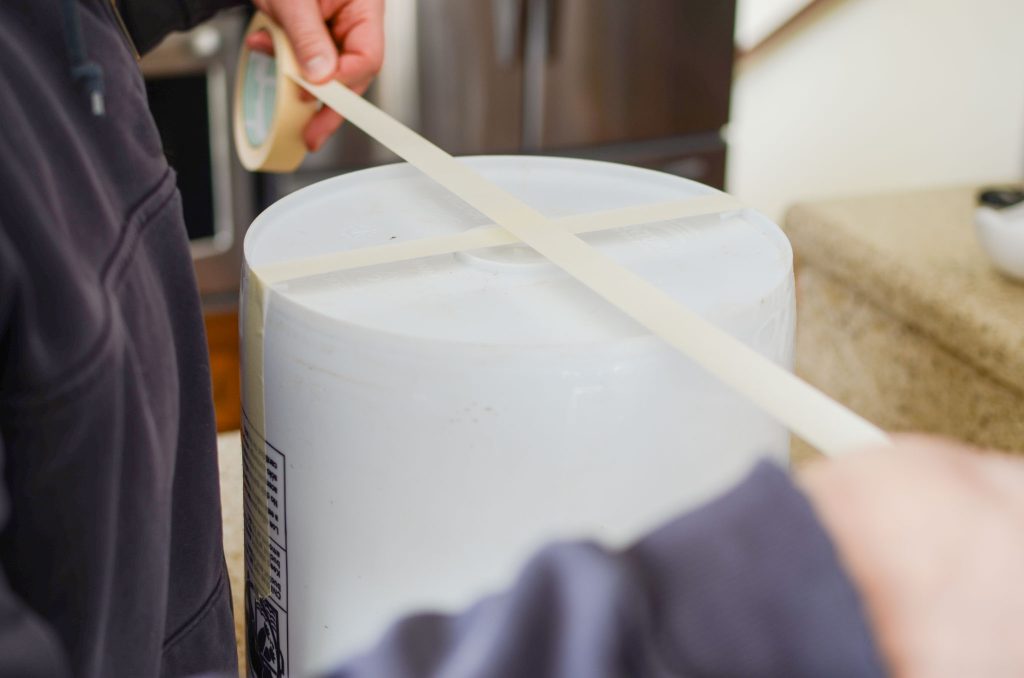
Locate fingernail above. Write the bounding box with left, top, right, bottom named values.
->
left=305, top=55, right=333, bottom=80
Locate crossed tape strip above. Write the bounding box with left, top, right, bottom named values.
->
left=255, top=194, right=746, bottom=284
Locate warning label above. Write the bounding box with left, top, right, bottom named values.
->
left=243, top=416, right=289, bottom=677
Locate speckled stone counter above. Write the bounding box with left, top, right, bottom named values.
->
left=218, top=430, right=245, bottom=676
left=784, top=187, right=1024, bottom=460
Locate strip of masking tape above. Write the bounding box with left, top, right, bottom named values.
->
left=237, top=11, right=890, bottom=535
left=257, top=195, right=745, bottom=284
left=241, top=271, right=271, bottom=599
left=235, top=11, right=305, bottom=600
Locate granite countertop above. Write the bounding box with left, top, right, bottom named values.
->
left=217, top=430, right=245, bottom=675
left=785, top=186, right=1024, bottom=399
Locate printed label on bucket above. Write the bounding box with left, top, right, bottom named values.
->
left=243, top=416, right=290, bottom=677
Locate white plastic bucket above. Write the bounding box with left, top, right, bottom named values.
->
left=242, top=156, right=795, bottom=675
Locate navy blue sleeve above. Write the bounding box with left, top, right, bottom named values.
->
left=327, top=462, right=886, bottom=678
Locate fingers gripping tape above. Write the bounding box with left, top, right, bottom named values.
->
left=234, top=12, right=319, bottom=172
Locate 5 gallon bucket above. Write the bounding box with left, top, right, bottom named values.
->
left=241, top=156, right=795, bottom=675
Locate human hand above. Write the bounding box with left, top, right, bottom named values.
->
left=799, top=435, right=1024, bottom=677
left=247, top=0, right=385, bottom=151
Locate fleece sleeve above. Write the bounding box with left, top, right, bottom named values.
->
left=326, top=461, right=887, bottom=678
left=0, top=237, right=72, bottom=677
left=116, top=0, right=247, bottom=55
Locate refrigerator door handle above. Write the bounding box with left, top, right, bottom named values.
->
left=491, top=0, right=526, bottom=67
left=521, top=0, right=553, bottom=150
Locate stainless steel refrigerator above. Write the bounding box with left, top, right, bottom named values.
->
left=271, top=0, right=736, bottom=198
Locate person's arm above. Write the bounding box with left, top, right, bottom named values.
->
left=118, top=0, right=384, bottom=152
left=115, top=0, right=246, bottom=55
left=326, top=462, right=885, bottom=678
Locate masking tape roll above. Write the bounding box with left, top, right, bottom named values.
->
left=234, top=12, right=318, bottom=172
left=235, top=13, right=890, bottom=480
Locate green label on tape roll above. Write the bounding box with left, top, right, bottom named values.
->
left=243, top=51, right=277, bottom=147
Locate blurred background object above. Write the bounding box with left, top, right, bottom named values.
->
left=729, top=0, right=1024, bottom=220
left=271, top=0, right=737, bottom=197
left=735, top=0, right=824, bottom=54
left=974, top=187, right=1024, bottom=281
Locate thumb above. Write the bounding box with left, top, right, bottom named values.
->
left=273, top=2, right=338, bottom=83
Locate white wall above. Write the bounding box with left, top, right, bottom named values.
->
left=729, top=0, right=1024, bottom=220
